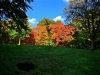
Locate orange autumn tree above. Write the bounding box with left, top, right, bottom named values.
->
left=52, top=23, right=76, bottom=46
left=33, top=18, right=56, bottom=45
left=33, top=25, right=55, bottom=45
left=33, top=26, right=47, bottom=45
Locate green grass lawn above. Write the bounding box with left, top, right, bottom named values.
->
left=0, top=44, right=100, bottom=75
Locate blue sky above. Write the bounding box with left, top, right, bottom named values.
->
left=27, top=0, right=69, bottom=27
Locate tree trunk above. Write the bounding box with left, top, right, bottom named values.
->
left=18, top=38, right=21, bottom=45
left=48, top=39, right=50, bottom=51
left=91, top=38, right=96, bottom=51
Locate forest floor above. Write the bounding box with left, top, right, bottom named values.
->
left=0, top=44, right=100, bottom=75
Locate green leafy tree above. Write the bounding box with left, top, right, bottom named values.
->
left=56, top=20, right=63, bottom=24
left=70, top=18, right=88, bottom=48
left=8, top=20, right=32, bottom=45
left=37, top=18, right=56, bottom=26
left=64, top=0, right=100, bottom=50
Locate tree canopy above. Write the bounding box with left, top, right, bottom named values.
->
left=37, top=18, right=56, bottom=26
left=0, top=0, right=34, bottom=30
left=64, top=0, right=100, bottom=50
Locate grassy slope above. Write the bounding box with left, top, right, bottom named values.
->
left=0, top=44, right=100, bottom=75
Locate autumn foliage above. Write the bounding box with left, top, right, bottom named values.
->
left=23, top=23, right=76, bottom=46
left=33, top=26, right=49, bottom=45
left=0, top=20, right=76, bottom=46
left=51, top=24, right=76, bottom=46
left=22, top=30, right=36, bottom=45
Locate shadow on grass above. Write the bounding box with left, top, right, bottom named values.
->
left=16, top=62, right=37, bottom=72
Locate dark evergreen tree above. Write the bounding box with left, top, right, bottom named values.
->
left=0, top=0, right=33, bottom=30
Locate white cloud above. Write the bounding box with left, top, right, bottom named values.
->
left=28, top=18, right=37, bottom=24
left=53, top=16, right=65, bottom=22
left=63, top=0, right=69, bottom=2
left=28, top=18, right=38, bottom=27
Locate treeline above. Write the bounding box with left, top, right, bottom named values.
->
left=64, top=0, right=100, bottom=51
left=0, top=18, right=100, bottom=50
left=0, top=0, right=100, bottom=51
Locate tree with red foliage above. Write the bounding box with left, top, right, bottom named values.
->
left=52, top=23, right=76, bottom=46
left=22, top=29, right=36, bottom=45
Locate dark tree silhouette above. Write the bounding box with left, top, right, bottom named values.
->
left=0, top=0, right=33, bottom=30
